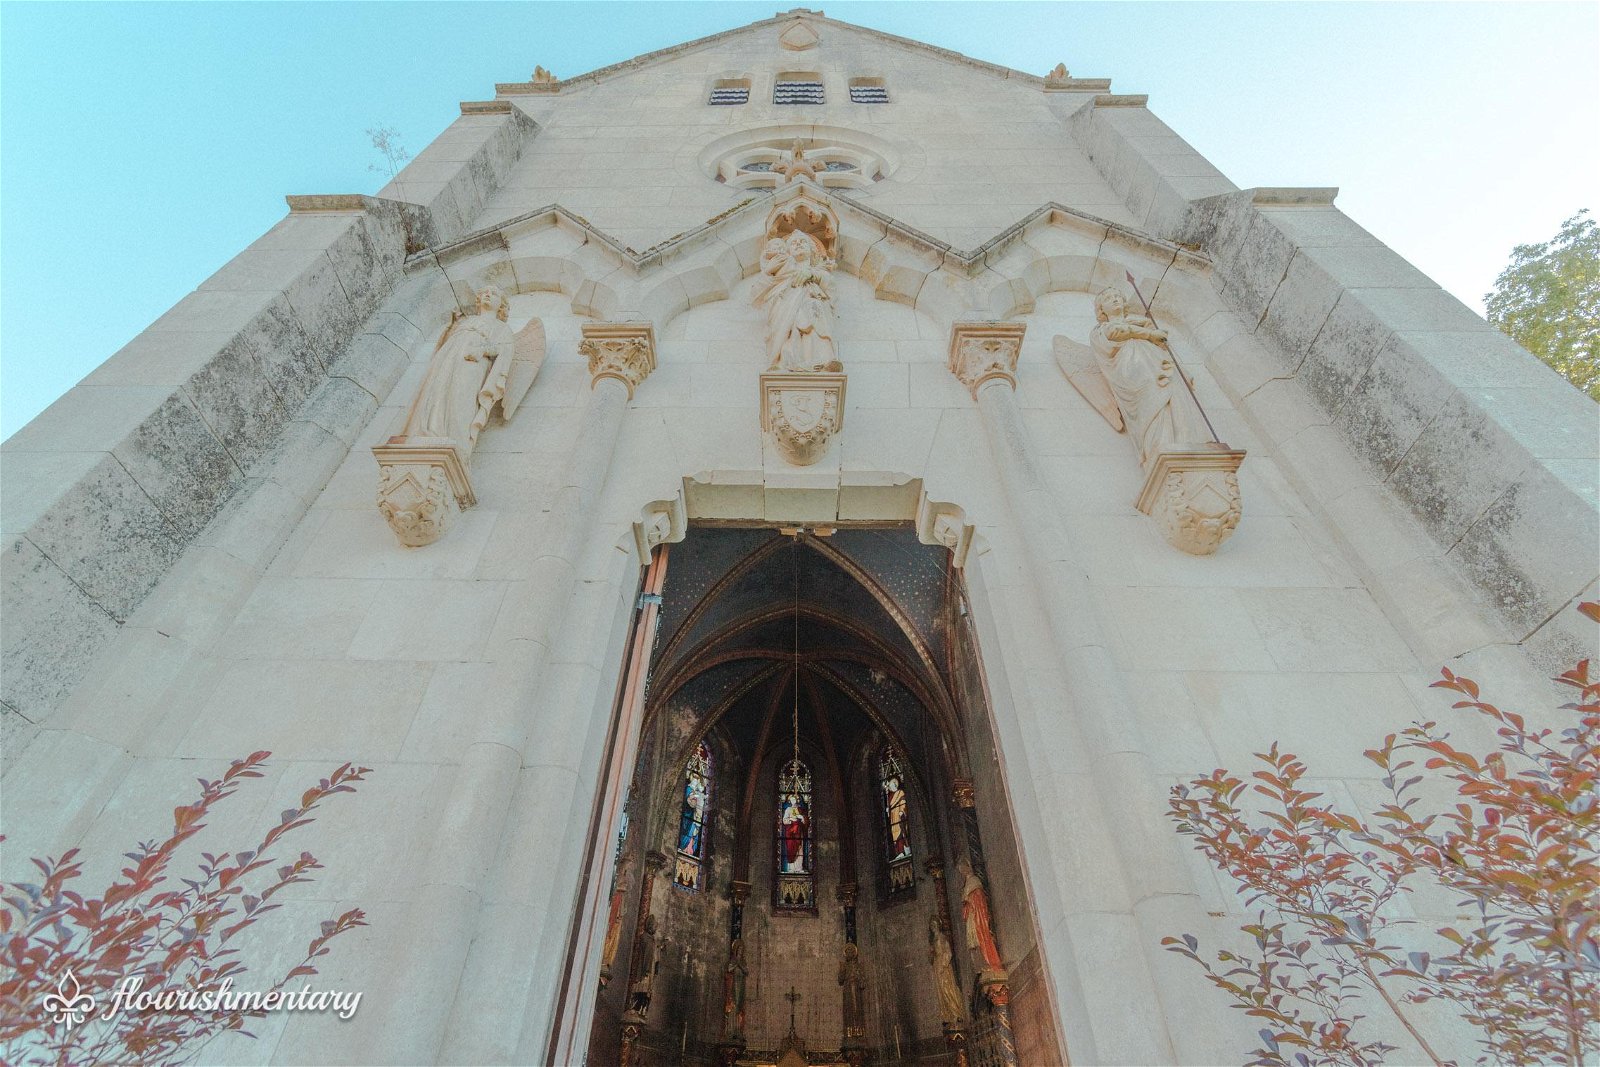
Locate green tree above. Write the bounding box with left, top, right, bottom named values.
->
left=1484, top=210, right=1599, bottom=401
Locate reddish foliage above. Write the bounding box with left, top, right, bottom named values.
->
left=1165, top=602, right=1599, bottom=1067
left=0, top=753, right=372, bottom=1065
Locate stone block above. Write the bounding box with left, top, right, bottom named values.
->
left=0, top=536, right=121, bottom=723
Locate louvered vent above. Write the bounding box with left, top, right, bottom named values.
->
left=774, top=80, right=824, bottom=105
left=849, top=83, right=889, bottom=104
left=709, top=86, right=749, bottom=105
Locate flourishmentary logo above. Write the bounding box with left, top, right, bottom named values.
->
left=39, top=970, right=96, bottom=1032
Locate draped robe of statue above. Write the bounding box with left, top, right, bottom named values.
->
left=599, top=855, right=632, bottom=983
left=930, top=917, right=965, bottom=1025
left=838, top=943, right=866, bottom=1041
left=958, top=860, right=1004, bottom=976
left=723, top=938, right=748, bottom=1040
left=628, top=914, right=658, bottom=1015
left=400, top=286, right=522, bottom=461
left=755, top=232, right=842, bottom=374
left=1088, top=288, right=1210, bottom=467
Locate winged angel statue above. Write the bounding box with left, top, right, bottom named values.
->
left=400, top=285, right=545, bottom=457
left=1054, top=286, right=1244, bottom=555
left=375, top=284, right=544, bottom=546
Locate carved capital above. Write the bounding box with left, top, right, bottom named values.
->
left=981, top=978, right=1012, bottom=1007
left=948, top=321, right=1026, bottom=398
left=760, top=371, right=846, bottom=466
left=1136, top=446, right=1246, bottom=555
left=581, top=322, right=656, bottom=398
left=371, top=439, right=476, bottom=547
left=729, top=880, right=752, bottom=905
left=951, top=779, right=976, bottom=809
left=836, top=882, right=858, bottom=907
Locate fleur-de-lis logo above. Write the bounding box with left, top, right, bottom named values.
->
left=40, top=969, right=96, bottom=1032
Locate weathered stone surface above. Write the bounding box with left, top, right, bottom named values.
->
left=1, top=534, right=121, bottom=725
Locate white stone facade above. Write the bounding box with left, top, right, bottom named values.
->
left=2, top=11, right=1596, bottom=1066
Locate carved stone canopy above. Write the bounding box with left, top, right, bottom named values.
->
left=580, top=321, right=657, bottom=398
left=948, top=321, right=1027, bottom=397
left=765, top=187, right=839, bottom=257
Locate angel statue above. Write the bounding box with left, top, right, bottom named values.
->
left=755, top=230, right=842, bottom=374
left=1056, top=287, right=1209, bottom=467
left=399, top=285, right=545, bottom=459
left=375, top=284, right=545, bottom=547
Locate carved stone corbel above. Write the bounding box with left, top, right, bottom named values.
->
left=915, top=495, right=977, bottom=568
left=1137, top=445, right=1246, bottom=556
left=948, top=321, right=1026, bottom=397
left=760, top=371, right=846, bottom=466
left=632, top=493, right=688, bottom=563
left=372, top=441, right=476, bottom=548
left=581, top=322, right=656, bottom=397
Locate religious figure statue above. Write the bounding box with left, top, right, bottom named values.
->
left=838, top=942, right=866, bottom=1042
left=1086, top=287, right=1210, bottom=467
left=929, top=916, right=965, bottom=1025
left=772, top=139, right=819, bottom=185
left=1053, top=285, right=1246, bottom=556
left=599, top=854, right=633, bottom=986
left=399, top=285, right=543, bottom=457
left=957, top=858, right=1004, bottom=978
left=374, top=285, right=545, bottom=547
left=779, top=790, right=811, bottom=873
left=627, top=913, right=659, bottom=1017
left=755, top=231, right=842, bottom=374
left=723, top=938, right=749, bottom=1040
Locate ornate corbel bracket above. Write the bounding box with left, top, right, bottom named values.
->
left=1136, top=445, right=1247, bottom=556
left=948, top=321, right=1026, bottom=398
left=581, top=322, right=656, bottom=398
left=631, top=493, right=688, bottom=563
left=760, top=371, right=846, bottom=466
left=915, top=495, right=978, bottom=568
left=371, top=439, right=476, bottom=548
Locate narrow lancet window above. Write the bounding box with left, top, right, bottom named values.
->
left=673, top=742, right=712, bottom=891
left=775, top=758, right=815, bottom=909
left=880, top=747, right=914, bottom=894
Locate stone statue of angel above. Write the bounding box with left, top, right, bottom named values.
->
left=754, top=230, right=842, bottom=374
left=1054, top=286, right=1209, bottom=466
left=399, top=284, right=545, bottom=459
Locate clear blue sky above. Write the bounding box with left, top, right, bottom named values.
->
left=2, top=2, right=1596, bottom=439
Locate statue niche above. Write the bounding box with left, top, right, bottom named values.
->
left=756, top=190, right=848, bottom=466
left=372, top=285, right=544, bottom=547
left=1055, top=285, right=1246, bottom=555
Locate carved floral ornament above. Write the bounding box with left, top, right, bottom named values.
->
left=580, top=322, right=657, bottom=398
left=947, top=321, right=1026, bottom=398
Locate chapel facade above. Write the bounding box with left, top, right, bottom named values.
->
left=2, top=10, right=1595, bottom=1067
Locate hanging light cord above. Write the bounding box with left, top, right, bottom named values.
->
left=791, top=537, right=800, bottom=767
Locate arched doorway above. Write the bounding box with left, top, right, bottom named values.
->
left=582, top=526, right=1065, bottom=1066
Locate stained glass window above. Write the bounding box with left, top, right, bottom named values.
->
left=775, top=758, right=815, bottom=910
left=673, top=742, right=712, bottom=891
left=880, top=747, right=914, bottom=894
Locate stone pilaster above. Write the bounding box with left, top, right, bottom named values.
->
left=949, top=321, right=1214, bottom=1065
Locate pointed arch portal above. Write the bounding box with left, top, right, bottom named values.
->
left=568, top=525, right=1065, bottom=1067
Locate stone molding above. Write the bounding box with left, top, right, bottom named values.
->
left=581, top=322, right=657, bottom=397
left=1093, top=94, right=1149, bottom=108
left=948, top=322, right=1026, bottom=397
left=915, top=496, right=978, bottom=568
left=632, top=493, right=688, bottom=563
left=460, top=100, right=513, bottom=115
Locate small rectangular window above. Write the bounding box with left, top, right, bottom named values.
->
left=709, top=85, right=749, bottom=105
left=775, top=79, right=824, bottom=105
left=849, top=84, right=889, bottom=104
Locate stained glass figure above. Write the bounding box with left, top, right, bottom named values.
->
left=881, top=747, right=915, bottom=894
left=775, top=758, right=815, bottom=909
left=673, top=742, right=712, bottom=891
